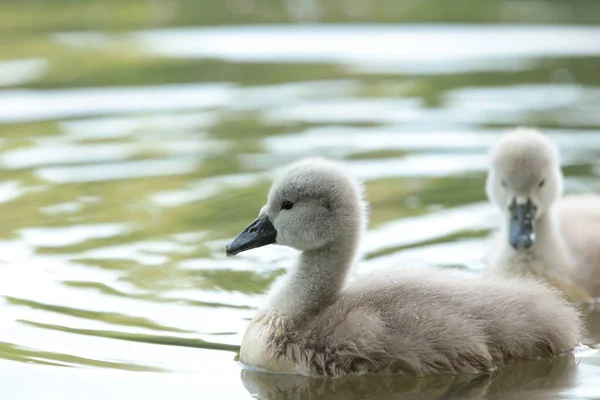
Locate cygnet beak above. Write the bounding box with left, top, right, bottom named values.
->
left=226, top=214, right=277, bottom=256
left=508, top=198, right=537, bottom=250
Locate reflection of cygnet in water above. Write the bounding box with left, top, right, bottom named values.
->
left=240, top=354, right=579, bottom=400
left=226, top=158, right=582, bottom=378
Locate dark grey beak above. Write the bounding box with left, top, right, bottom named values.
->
left=226, top=214, right=277, bottom=257
left=508, top=198, right=536, bottom=250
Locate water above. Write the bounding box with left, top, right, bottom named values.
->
left=1, top=1, right=600, bottom=399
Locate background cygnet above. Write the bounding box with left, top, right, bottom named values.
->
left=485, top=128, right=600, bottom=303
left=226, top=157, right=582, bottom=378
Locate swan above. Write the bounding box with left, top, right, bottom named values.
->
left=226, top=157, right=582, bottom=377
left=485, top=128, right=600, bottom=304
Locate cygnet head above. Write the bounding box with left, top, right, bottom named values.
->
left=486, top=128, right=563, bottom=250
left=226, top=158, right=366, bottom=256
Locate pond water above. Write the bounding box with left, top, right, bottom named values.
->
left=1, top=1, right=600, bottom=399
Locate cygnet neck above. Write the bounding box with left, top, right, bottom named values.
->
left=267, top=230, right=360, bottom=319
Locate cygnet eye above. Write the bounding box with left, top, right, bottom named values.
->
left=538, top=179, right=545, bottom=188
left=281, top=200, right=294, bottom=210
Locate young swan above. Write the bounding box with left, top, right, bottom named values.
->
left=227, top=158, right=582, bottom=378
left=485, top=128, right=600, bottom=303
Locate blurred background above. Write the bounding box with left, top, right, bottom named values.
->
left=1, top=1, right=600, bottom=399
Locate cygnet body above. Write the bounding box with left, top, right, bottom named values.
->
left=486, top=128, right=600, bottom=303
left=227, top=158, right=582, bottom=378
